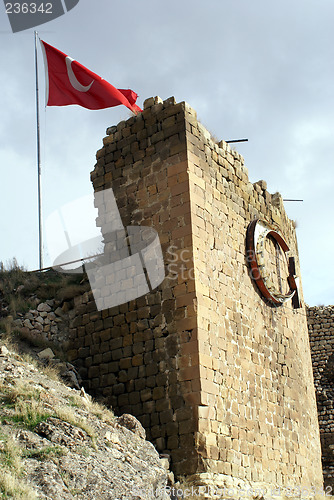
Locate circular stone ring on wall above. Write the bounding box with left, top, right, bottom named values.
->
left=246, top=219, right=299, bottom=307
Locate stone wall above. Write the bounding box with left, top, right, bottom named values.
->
left=70, top=96, right=199, bottom=475
left=307, top=305, right=334, bottom=489
left=67, top=96, right=323, bottom=493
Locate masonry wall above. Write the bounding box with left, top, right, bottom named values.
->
left=307, top=305, right=334, bottom=490
left=69, top=96, right=200, bottom=474
left=183, top=103, right=322, bottom=490
left=68, top=96, right=323, bottom=492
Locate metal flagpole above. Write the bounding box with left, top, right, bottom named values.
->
left=34, top=30, right=43, bottom=270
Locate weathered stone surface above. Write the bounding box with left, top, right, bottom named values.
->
left=55, top=307, right=65, bottom=317
left=307, top=305, right=334, bottom=489
left=37, top=348, right=55, bottom=360
left=0, top=345, right=169, bottom=500
left=0, top=345, right=9, bottom=356
left=117, top=413, right=146, bottom=440
left=144, top=96, right=163, bottom=109
left=37, top=302, right=52, bottom=313
left=23, top=318, right=33, bottom=329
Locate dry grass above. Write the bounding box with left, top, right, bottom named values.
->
left=15, top=327, right=49, bottom=349
left=0, top=318, right=13, bottom=337
left=9, top=295, right=35, bottom=316
left=0, top=260, right=88, bottom=319
left=19, top=352, right=39, bottom=369
left=0, top=437, right=22, bottom=473
left=56, top=282, right=90, bottom=302
left=24, top=445, right=67, bottom=461
left=75, top=394, right=114, bottom=423
left=55, top=406, right=97, bottom=449
left=0, top=377, right=98, bottom=441
left=16, top=328, right=68, bottom=363
left=0, top=435, right=38, bottom=499
left=1, top=379, right=41, bottom=407
left=0, top=379, right=51, bottom=431
left=68, top=393, right=114, bottom=425
left=12, top=399, right=51, bottom=430
left=0, top=377, right=98, bottom=450
left=89, top=400, right=114, bottom=424
left=39, top=363, right=61, bottom=382
left=0, top=469, right=38, bottom=499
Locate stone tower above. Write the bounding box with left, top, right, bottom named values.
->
left=69, top=96, right=323, bottom=494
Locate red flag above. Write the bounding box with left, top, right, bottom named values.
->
left=40, top=40, right=142, bottom=113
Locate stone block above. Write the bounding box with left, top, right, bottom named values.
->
left=140, top=388, right=152, bottom=402
left=167, top=435, right=179, bottom=450
left=111, top=348, right=123, bottom=361
left=113, top=383, right=125, bottom=396
left=108, top=361, right=119, bottom=373
left=160, top=409, right=174, bottom=425
left=152, top=386, right=165, bottom=400
left=142, top=400, right=155, bottom=414
left=132, top=354, right=143, bottom=366
left=119, top=358, right=132, bottom=370
left=143, top=96, right=163, bottom=109
left=88, top=365, right=99, bottom=378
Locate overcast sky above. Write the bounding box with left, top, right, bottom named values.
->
left=0, top=0, right=333, bottom=306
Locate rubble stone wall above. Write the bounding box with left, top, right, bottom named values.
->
left=67, top=96, right=323, bottom=493
left=307, top=305, right=334, bottom=490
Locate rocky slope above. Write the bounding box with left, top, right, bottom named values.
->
left=0, top=343, right=170, bottom=499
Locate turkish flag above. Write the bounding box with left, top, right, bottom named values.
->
left=40, top=40, right=142, bottom=113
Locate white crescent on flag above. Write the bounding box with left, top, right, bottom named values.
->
left=65, top=56, right=94, bottom=92
left=41, top=39, right=142, bottom=112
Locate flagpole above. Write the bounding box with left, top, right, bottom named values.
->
left=34, top=30, right=43, bottom=270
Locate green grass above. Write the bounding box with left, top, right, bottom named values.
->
left=0, top=380, right=51, bottom=431
left=23, top=445, right=67, bottom=461
left=0, top=377, right=98, bottom=449
left=10, top=399, right=51, bottom=431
